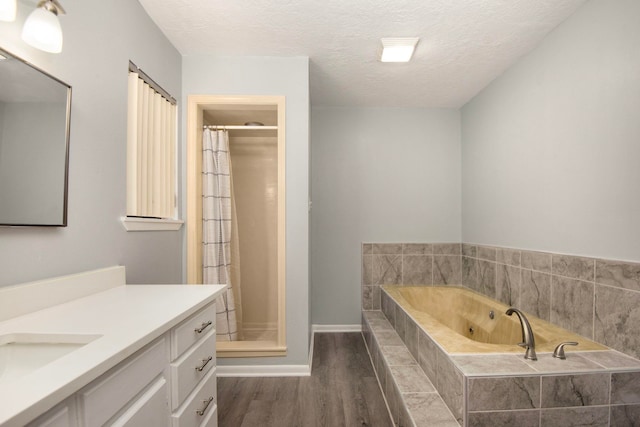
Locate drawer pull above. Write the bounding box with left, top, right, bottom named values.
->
left=195, top=396, right=214, bottom=416
left=195, top=356, right=213, bottom=372
left=194, top=320, right=212, bottom=334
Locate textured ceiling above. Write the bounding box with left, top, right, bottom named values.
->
left=138, top=0, right=587, bottom=108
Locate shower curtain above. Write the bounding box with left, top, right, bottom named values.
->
left=202, top=129, right=243, bottom=341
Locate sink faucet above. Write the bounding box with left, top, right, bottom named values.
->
left=506, top=308, right=537, bottom=360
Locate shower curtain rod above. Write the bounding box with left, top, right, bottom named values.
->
left=204, top=125, right=278, bottom=130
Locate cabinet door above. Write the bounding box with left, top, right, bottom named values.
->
left=111, top=377, right=169, bottom=427
left=199, top=406, right=217, bottom=427
left=27, top=398, right=78, bottom=427
left=171, top=367, right=217, bottom=427
left=79, top=338, right=167, bottom=427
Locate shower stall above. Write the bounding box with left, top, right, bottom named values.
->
left=187, top=95, right=286, bottom=358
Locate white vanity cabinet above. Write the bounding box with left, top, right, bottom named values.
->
left=25, top=303, right=217, bottom=427
left=169, top=304, right=218, bottom=427
left=0, top=268, right=225, bottom=427
left=77, top=337, right=169, bottom=427
left=26, top=336, right=170, bottom=427
left=26, top=399, right=79, bottom=427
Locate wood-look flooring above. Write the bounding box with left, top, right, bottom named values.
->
left=217, top=332, right=392, bottom=427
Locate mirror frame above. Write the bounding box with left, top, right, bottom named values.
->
left=0, top=47, right=72, bottom=227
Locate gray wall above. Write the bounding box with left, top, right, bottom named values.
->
left=182, top=55, right=310, bottom=365
left=311, top=107, right=461, bottom=325
left=0, top=0, right=183, bottom=286
left=461, top=0, right=640, bottom=262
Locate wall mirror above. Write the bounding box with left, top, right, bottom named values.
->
left=0, top=47, right=71, bottom=226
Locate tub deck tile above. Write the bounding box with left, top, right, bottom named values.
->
left=381, top=345, right=417, bottom=366
left=390, top=365, right=435, bottom=393
left=451, top=354, right=536, bottom=376
left=523, top=353, right=603, bottom=373
left=579, top=350, right=640, bottom=370
left=364, top=312, right=462, bottom=426
left=403, top=393, right=460, bottom=427
left=367, top=318, right=395, bottom=332
left=374, top=329, right=405, bottom=346
left=363, top=310, right=387, bottom=321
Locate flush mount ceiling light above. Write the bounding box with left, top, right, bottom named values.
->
left=0, top=0, right=16, bottom=21
left=21, top=0, right=66, bottom=53
left=379, top=37, right=420, bottom=63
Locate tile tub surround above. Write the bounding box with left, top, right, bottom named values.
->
left=362, top=242, right=640, bottom=360
left=362, top=243, right=462, bottom=311
left=361, top=311, right=460, bottom=427
left=370, top=288, right=640, bottom=427
left=462, top=243, right=640, bottom=360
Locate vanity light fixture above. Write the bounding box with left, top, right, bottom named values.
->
left=379, top=37, right=420, bottom=63
left=0, top=0, right=16, bottom=22
left=21, top=0, right=65, bottom=53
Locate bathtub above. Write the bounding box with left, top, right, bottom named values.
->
left=381, top=285, right=606, bottom=354
left=367, top=285, right=640, bottom=425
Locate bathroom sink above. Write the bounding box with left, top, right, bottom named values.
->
left=0, top=333, right=101, bottom=384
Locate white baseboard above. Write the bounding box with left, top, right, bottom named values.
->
left=311, top=324, right=362, bottom=333
left=308, top=329, right=316, bottom=372
left=216, top=364, right=311, bottom=377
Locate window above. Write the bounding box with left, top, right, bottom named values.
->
left=124, top=62, right=181, bottom=230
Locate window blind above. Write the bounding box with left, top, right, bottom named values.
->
left=127, top=70, right=176, bottom=218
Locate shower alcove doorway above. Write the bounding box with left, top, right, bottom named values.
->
left=186, top=95, right=286, bottom=358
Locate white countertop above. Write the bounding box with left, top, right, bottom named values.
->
left=0, top=282, right=226, bottom=426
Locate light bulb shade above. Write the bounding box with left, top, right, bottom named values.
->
left=379, top=37, right=420, bottom=63
left=0, top=0, right=17, bottom=22
left=21, top=7, right=63, bottom=53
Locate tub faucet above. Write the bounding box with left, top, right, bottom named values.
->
left=506, top=308, right=537, bottom=361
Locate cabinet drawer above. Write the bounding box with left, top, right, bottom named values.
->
left=171, top=367, right=217, bottom=427
left=79, top=337, right=167, bottom=427
left=199, top=405, right=217, bottom=427
left=171, top=330, right=216, bottom=410
left=111, top=377, right=169, bottom=427
left=172, top=303, right=216, bottom=360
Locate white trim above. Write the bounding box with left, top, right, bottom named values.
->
left=311, top=324, right=362, bottom=333
left=186, top=95, right=287, bottom=353
left=217, top=329, right=317, bottom=377
left=121, top=217, right=184, bottom=231
left=308, top=330, right=316, bottom=372
left=242, top=321, right=278, bottom=330
left=216, top=364, right=311, bottom=377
